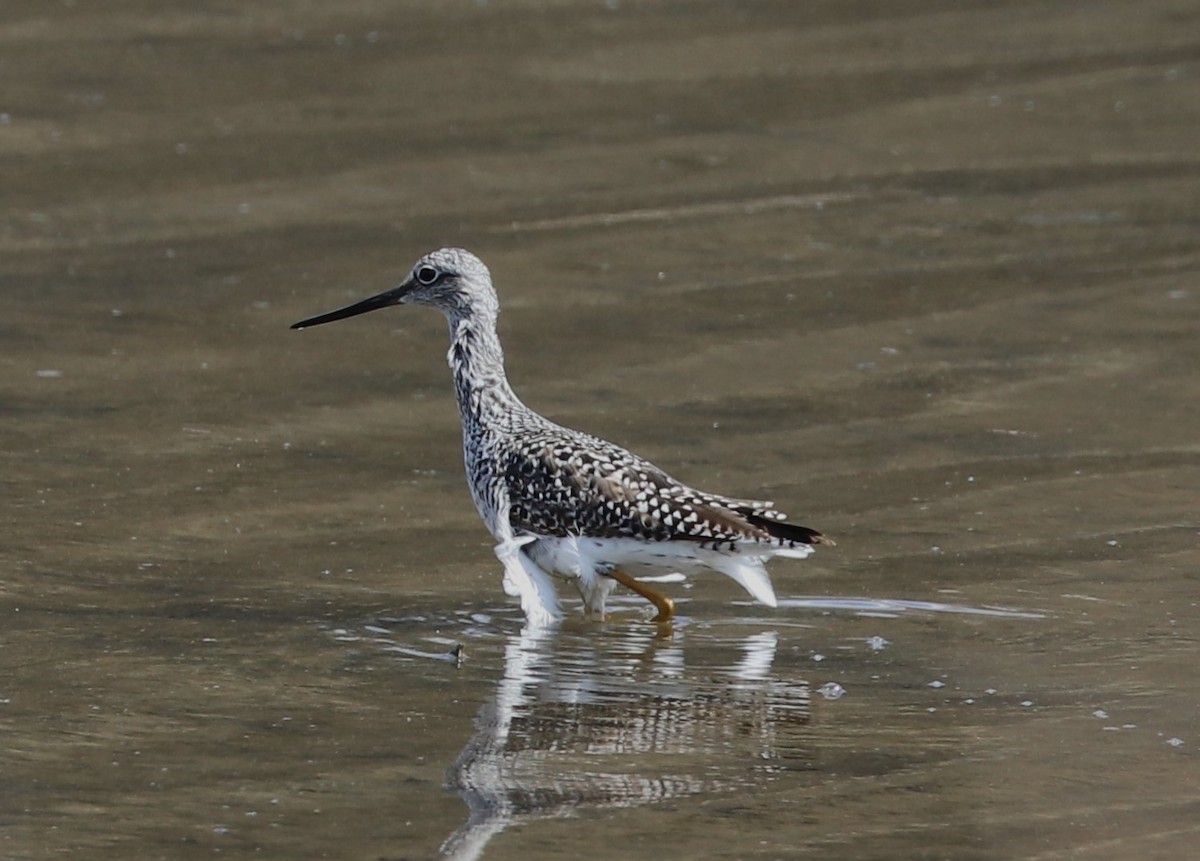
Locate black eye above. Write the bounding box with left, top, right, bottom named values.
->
left=415, top=265, right=440, bottom=286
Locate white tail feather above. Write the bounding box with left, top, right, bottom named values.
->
left=713, top=557, right=778, bottom=607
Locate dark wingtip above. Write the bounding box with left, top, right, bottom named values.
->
left=746, top=514, right=832, bottom=547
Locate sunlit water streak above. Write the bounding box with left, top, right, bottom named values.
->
left=773, top=596, right=1047, bottom=619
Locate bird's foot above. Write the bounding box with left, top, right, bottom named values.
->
left=606, top=569, right=676, bottom=623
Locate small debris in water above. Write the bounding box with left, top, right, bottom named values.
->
left=1093, top=709, right=1109, bottom=719
left=816, top=682, right=846, bottom=700
left=1165, top=737, right=1184, bottom=747
left=35, top=369, right=62, bottom=378
left=928, top=680, right=945, bottom=689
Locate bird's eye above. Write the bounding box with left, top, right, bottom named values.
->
left=415, top=265, right=440, bottom=286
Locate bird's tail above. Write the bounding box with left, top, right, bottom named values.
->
left=710, top=556, right=778, bottom=607
left=744, top=513, right=833, bottom=547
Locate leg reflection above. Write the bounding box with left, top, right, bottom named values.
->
left=439, top=622, right=811, bottom=860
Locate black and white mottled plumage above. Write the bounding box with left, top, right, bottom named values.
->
left=292, top=248, right=830, bottom=624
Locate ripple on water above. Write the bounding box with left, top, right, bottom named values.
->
left=773, top=595, right=1046, bottom=619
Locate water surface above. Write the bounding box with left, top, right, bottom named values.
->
left=3, top=2, right=1198, bottom=859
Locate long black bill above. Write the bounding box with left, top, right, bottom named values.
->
left=290, top=281, right=410, bottom=330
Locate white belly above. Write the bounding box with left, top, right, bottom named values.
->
left=528, top=535, right=711, bottom=579
left=524, top=534, right=810, bottom=609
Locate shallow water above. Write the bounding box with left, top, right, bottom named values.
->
left=3, top=2, right=1199, bottom=859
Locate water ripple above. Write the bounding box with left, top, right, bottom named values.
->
left=773, top=596, right=1046, bottom=619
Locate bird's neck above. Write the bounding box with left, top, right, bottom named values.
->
left=447, top=310, right=522, bottom=425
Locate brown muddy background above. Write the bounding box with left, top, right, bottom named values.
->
left=3, top=2, right=1198, bottom=859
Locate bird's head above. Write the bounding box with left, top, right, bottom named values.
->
left=290, top=247, right=498, bottom=330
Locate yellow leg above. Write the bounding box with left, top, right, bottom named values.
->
left=606, top=569, right=675, bottom=622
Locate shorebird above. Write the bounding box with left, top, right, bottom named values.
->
left=292, top=248, right=830, bottom=625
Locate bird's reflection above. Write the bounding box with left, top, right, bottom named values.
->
left=440, top=623, right=811, bottom=861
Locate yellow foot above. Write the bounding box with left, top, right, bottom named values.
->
left=606, top=569, right=676, bottom=623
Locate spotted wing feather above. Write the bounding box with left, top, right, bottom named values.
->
left=502, top=426, right=825, bottom=549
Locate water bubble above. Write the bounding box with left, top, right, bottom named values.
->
left=816, top=682, right=846, bottom=700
